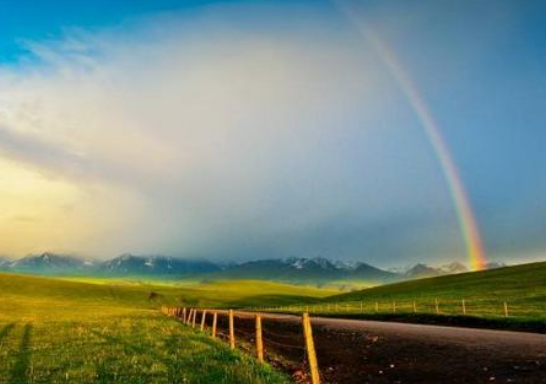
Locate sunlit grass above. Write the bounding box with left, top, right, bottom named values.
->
left=0, top=272, right=311, bottom=383
left=0, top=312, right=291, bottom=384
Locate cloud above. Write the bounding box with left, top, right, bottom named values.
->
left=0, top=125, right=87, bottom=176
left=0, top=2, right=461, bottom=263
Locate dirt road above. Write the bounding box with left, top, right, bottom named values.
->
left=207, top=310, right=546, bottom=384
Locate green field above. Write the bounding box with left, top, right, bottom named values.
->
left=259, top=262, right=546, bottom=327
left=0, top=272, right=334, bottom=384
left=3, top=261, right=546, bottom=383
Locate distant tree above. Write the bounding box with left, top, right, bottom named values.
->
left=148, top=291, right=162, bottom=301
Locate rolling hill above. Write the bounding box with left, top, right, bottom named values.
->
left=0, top=270, right=335, bottom=314
left=326, top=261, right=546, bottom=303
left=303, top=261, right=546, bottom=323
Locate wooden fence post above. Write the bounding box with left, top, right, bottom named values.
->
left=462, top=299, right=466, bottom=315
left=256, top=314, right=264, bottom=363
left=192, top=309, right=197, bottom=328
left=302, top=313, right=320, bottom=384
left=504, top=301, right=509, bottom=317
left=212, top=311, right=218, bottom=338
left=413, top=300, right=417, bottom=314
left=200, top=310, right=207, bottom=332
left=435, top=298, right=440, bottom=315
left=229, top=309, right=235, bottom=349
left=182, top=307, right=187, bottom=323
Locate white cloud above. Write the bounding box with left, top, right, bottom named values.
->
left=0, top=3, right=457, bottom=261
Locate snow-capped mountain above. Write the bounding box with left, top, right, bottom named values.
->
left=441, top=262, right=468, bottom=274
left=209, top=257, right=398, bottom=284
left=100, top=254, right=219, bottom=276
left=0, top=256, right=12, bottom=268
left=404, top=263, right=442, bottom=279
left=1, top=252, right=95, bottom=275
left=0, top=251, right=499, bottom=283
left=0, top=252, right=218, bottom=277
left=402, top=261, right=504, bottom=279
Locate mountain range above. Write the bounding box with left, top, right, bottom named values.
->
left=0, top=253, right=219, bottom=277
left=0, top=252, right=504, bottom=284
left=204, top=257, right=399, bottom=285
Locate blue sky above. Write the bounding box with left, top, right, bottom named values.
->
left=0, top=0, right=214, bottom=60
left=0, top=0, right=545, bottom=267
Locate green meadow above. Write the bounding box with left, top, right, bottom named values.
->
left=0, top=272, right=333, bottom=384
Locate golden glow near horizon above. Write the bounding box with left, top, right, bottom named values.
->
left=0, top=158, right=142, bottom=257
left=0, top=158, right=77, bottom=255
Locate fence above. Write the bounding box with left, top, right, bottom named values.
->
left=161, top=306, right=322, bottom=384
left=250, top=298, right=546, bottom=319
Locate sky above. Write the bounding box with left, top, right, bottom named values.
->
left=0, top=0, right=545, bottom=268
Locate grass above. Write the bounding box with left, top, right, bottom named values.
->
left=0, top=272, right=335, bottom=313
left=0, top=272, right=337, bottom=383
left=0, top=312, right=291, bottom=384
left=257, top=262, right=546, bottom=331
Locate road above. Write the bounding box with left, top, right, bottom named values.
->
left=210, top=310, right=546, bottom=383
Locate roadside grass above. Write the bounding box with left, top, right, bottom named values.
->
left=0, top=312, right=292, bottom=384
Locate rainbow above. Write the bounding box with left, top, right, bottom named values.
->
left=333, top=0, right=487, bottom=271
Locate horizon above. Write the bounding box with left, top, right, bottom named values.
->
left=1, top=0, right=545, bottom=269
left=0, top=250, right=525, bottom=271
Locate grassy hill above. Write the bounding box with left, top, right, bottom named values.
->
left=260, top=261, right=546, bottom=330
left=327, top=261, right=546, bottom=306
left=0, top=272, right=337, bottom=383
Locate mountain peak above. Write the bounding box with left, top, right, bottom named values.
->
left=405, top=263, right=440, bottom=278
left=101, top=254, right=219, bottom=276
left=441, top=261, right=468, bottom=274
